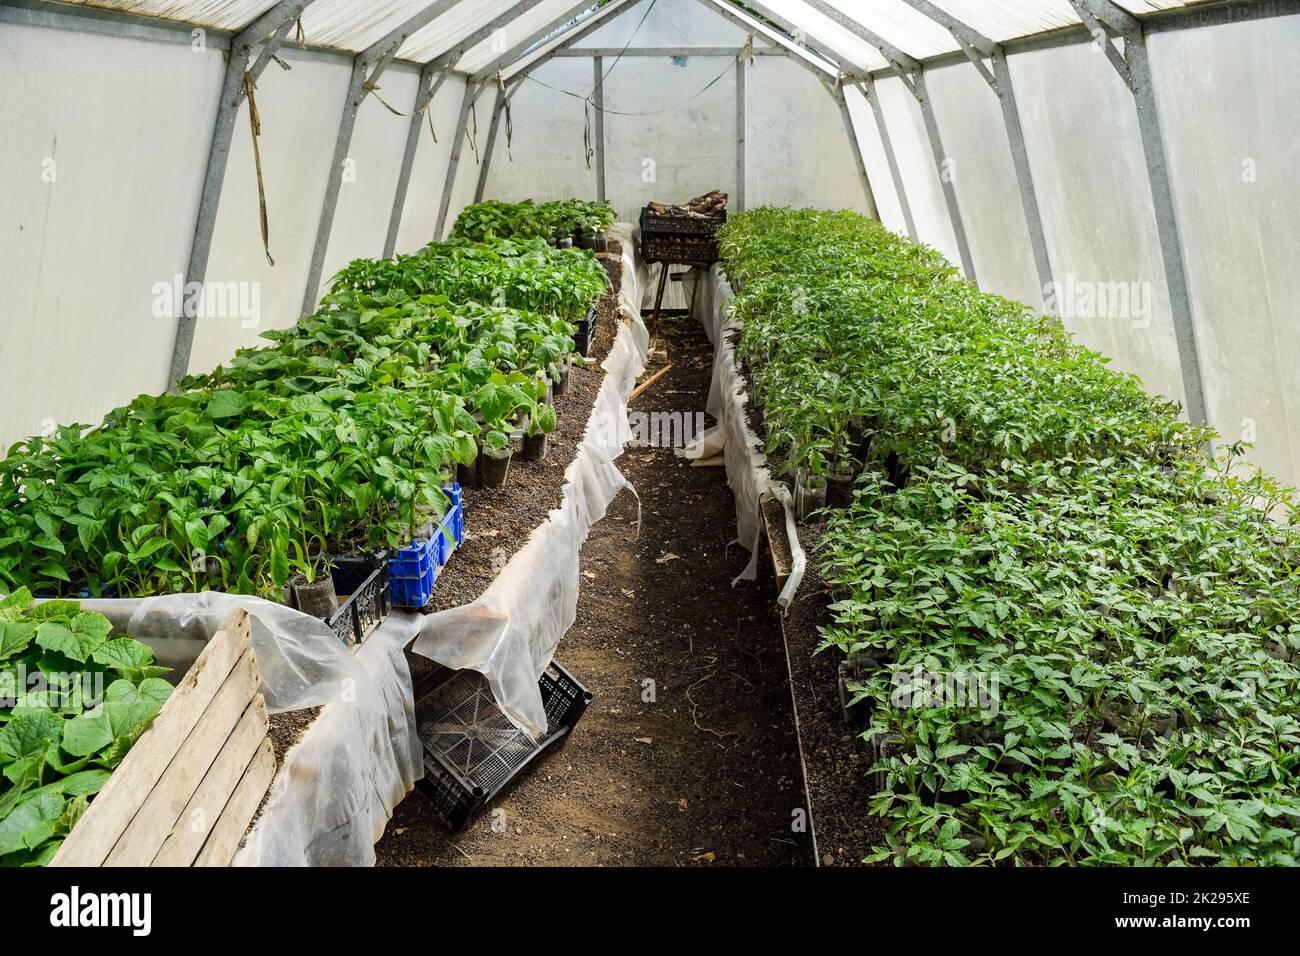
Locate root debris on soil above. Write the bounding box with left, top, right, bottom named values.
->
left=376, top=313, right=813, bottom=867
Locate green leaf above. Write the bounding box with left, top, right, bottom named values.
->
left=207, top=390, right=250, bottom=420
left=0, top=621, right=37, bottom=660
left=91, top=638, right=155, bottom=675
left=34, top=613, right=111, bottom=664
left=0, top=790, right=65, bottom=855
left=60, top=710, right=113, bottom=758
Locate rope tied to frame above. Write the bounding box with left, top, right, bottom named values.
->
left=497, top=73, right=514, bottom=162
left=243, top=73, right=275, bottom=267
left=468, top=84, right=481, bottom=166
left=360, top=74, right=439, bottom=143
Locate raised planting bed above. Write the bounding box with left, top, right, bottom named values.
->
left=49, top=608, right=274, bottom=867
left=716, top=206, right=1300, bottom=867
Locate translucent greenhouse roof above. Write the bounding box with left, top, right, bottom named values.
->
left=56, top=0, right=1214, bottom=71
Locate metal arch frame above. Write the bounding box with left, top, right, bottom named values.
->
left=298, top=0, right=473, bottom=316
left=801, top=0, right=976, bottom=283
left=856, top=75, right=915, bottom=240
left=168, top=0, right=318, bottom=386
left=700, top=0, right=842, bottom=77
left=468, top=0, right=649, bottom=216
left=384, top=0, right=552, bottom=257
left=1065, top=0, right=1210, bottom=427
left=712, top=2, right=881, bottom=217
left=895, top=0, right=1055, bottom=311
left=429, top=0, right=610, bottom=241
left=470, top=0, right=610, bottom=85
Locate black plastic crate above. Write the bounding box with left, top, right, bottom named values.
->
left=413, top=660, right=593, bottom=832
left=572, top=304, right=598, bottom=357
left=642, top=233, right=721, bottom=265
left=326, top=555, right=391, bottom=648
left=640, top=206, right=727, bottom=238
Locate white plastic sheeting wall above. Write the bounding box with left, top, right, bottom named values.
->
left=871, top=74, right=962, bottom=267
left=394, top=77, right=470, bottom=253
left=480, top=59, right=600, bottom=206
left=922, top=61, right=1041, bottom=308
left=1007, top=38, right=1188, bottom=410
left=0, top=24, right=221, bottom=442
left=747, top=55, right=865, bottom=213
left=189, top=56, right=352, bottom=374
left=482, top=0, right=871, bottom=224
left=1149, top=13, right=1300, bottom=483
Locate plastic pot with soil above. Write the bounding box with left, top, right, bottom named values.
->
left=826, top=465, right=858, bottom=510
left=554, top=357, right=573, bottom=397
left=286, top=572, right=340, bottom=619
left=795, top=471, right=828, bottom=523
left=480, top=446, right=513, bottom=489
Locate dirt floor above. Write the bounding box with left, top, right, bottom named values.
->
left=375, top=312, right=815, bottom=867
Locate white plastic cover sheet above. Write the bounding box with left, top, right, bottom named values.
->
left=410, top=223, right=649, bottom=738
left=235, top=610, right=425, bottom=867
left=694, top=265, right=806, bottom=608
left=66, top=590, right=417, bottom=866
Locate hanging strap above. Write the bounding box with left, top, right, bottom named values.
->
left=243, top=73, right=275, bottom=267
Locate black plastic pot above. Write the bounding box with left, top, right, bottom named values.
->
left=554, top=359, right=572, bottom=397
left=522, top=431, right=548, bottom=462
left=480, top=448, right=512, bottom=489
left=456, top=459, right=478, bottom=489
left=826, top=469, right=857, bottom=509
left=555, top=236, right=574, bottom=249
left=287, top=573, right=339, bottom=619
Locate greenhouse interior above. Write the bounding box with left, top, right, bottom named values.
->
left=1, top=0, right=1298, bottom=884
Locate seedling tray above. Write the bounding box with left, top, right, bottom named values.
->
left=388, top=485, right=466, bottom=608
left=641, top=206, right=726, bottom=237
left=413, top=659, right=592, bottom=832
left=326, top=556, right=391, bottom=648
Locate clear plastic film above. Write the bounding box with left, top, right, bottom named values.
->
left=234, top=610, right=425, bottom=867
left=689, top=265, right=807, bottom=608
left=73, top=592, right=381, bottom=716
left=410, top=224, right=648, bottom=739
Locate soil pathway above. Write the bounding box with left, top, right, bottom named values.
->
left=375, top=315, right=814, bottom=867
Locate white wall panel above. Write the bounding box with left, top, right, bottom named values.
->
left=873, top=74, right=962, bottom=267
left=0, top=24, right=223, bottom=448
left=845, top=84, right=908, bottom=237
left=483, top=59, right=599, bottom=205
left=924, top=61, right=1041, bottom=306
left=748, top=57, right=867, bottom=213
left=1009, top=39, right=1187, bottom=409
left=316, top=66, right=421, bottom=295
left=1149, top=14, right=1300, bottom=484
left=394, top=76, right=468, bottom=253
left=603, top=55, right=737, bottom=223
left=189, top=56, right=352, bottom=374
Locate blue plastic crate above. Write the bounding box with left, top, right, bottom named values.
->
left=443, top=483, right=465, bottom=545
left=386, top=486, right=466, bottom=609
left=389, top=538, right=436, bottom=609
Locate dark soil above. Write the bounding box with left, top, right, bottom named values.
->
left=780, top=534, right=884, bottom=866
left=375, top=314, right=813, bottom=867
left=407, top=250, right=624, bottom=681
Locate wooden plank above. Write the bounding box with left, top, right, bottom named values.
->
left=761, top=495, right=793, bottom=593
left=51, top=609, right=253, bottom=867
left=103, top=648, right=262, bottom=866
left=151, top=697, right=270, bottom=867
left=193, top=738, right=275, bottom=868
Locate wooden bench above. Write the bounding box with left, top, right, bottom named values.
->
left=51, top=609, right=275, bottom=867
